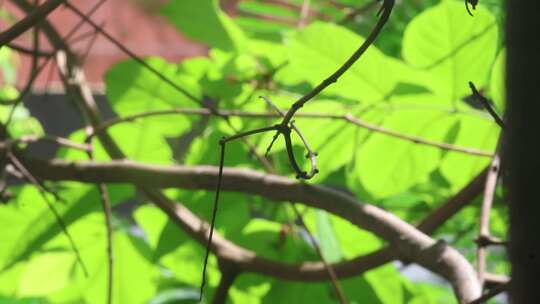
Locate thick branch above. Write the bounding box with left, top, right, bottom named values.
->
left=21, top=156, right=481, bottom=302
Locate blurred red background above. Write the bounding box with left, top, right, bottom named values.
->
left=2, top=0, right=239, bottom=90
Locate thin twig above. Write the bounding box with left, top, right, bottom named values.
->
left=339, top=0, right=379, bottom=24
left=98, top=183, right=113, bottom=304
left=86, top=138, right=114, bottom=304
left=263, top=0, right=394, bottom=177
left=469, top=82, right=505, bottom=128
left=79, top=22, right=103, bottom=64
left=7, top=135, right=91, bottom=151
left=200, top=125, right=281, bottom=298
left=6, top=152, right=88, bottom=276
left=6, top=42, right=52, bottom=57
left=260, top=96, right=318, bottom=179
left=200, top=142, right=226, bottom=301
left=476, top=153, right=500, bottom=286
left=290, top=204, right=348, bottom=304
left=237, top=10, right=297, bottom=26
left=298, top=0, right=311, bottom=28
left=89, top=108, right=494, bottom=157
left=344, top=114, right=493, bottom=157
left=279, top=0, right=395, bottom=126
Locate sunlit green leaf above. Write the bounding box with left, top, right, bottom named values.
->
left=347, top=94, right=457, bottom=199
left=287, top=22, right=397, bottom=104
left=17, top=252, right=75, bottom=297
left=402, top=0, right=498, bottom=101
left=161, top=0, right=247, bottom=51
left=489, top=49, right=505, bottom=113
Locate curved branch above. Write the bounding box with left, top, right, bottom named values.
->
left=280, top=0, right=395, bottom=125
left=89, top=108, right=494, bottom=157
left=21, top=156, right=481, bottom=302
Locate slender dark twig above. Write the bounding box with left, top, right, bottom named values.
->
left=6, top=152, right=88, bottom=276
left=6, top=42, right=52, bottom=57
left=469, top=82, right=505, bottom=128
left=200, top=125, right=282, bottom=298
left=87, top=143, right=114, bottom=304
left=465, top=0, right=479, bottom=17
left=6, top=135, right=91, bottom=151
left=279, top=0, right=394, bottom=126
left=97, top=183, right=114, bottom=304
left=200, top=142, right=226, bottom=301
left=263, top=0, right=394, bottom=177
left=290, top=204, right=348, bottom=304
left=339, top=0, right=378, bottom=24
left=260, top=96, right=318, bottom=179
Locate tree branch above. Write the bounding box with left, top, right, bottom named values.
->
left=212, top=261, right=240, bottom=304
left=0, top=0, right=65, bottom=47
left=18, top=155, right=482, bottom=302
left=89, top=108, right=494, bottom=158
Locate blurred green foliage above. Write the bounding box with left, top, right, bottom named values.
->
left=0, top=0, right=507, bottom=303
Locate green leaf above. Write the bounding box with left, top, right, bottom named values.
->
left=347, top=94, right=457, bottom=199
left=327, top=213, right=383, bottom=259
left=404, top=281, right=457, bottom=304
left=0, top=47, right=17, bottom=85
left=74, top=224, right=158, bottom=304
left=105, top=57, right=204, bottom=114
left=230, top=218, right=318, bottom=263
left=0, top=105, right=43, bottom=138
left=489, top=49, right=505, bottom=113
left=286, top=21, right=397, bottom=104
left=0, top=297, right=47, bottom=304
left=402, top=0, right=498, bottom=101
left=363, top=265, right=407, bottom=304
left=149, top=288, right=200, bottom=304
left=238, top=264, right=405, bottom=304
left=160, top=0, right=247, bottom=51
left=0, top=184, right=133, bottom=273
left=439, top=114, right=498, bottom=191
left=315, top=210, right=342, bottom=263
left=286, top=100, right=356, bottom=181
left=17, top=252, right=75, bottom=297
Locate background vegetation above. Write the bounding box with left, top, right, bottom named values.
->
left=0, top=0, right=509, bottom=303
